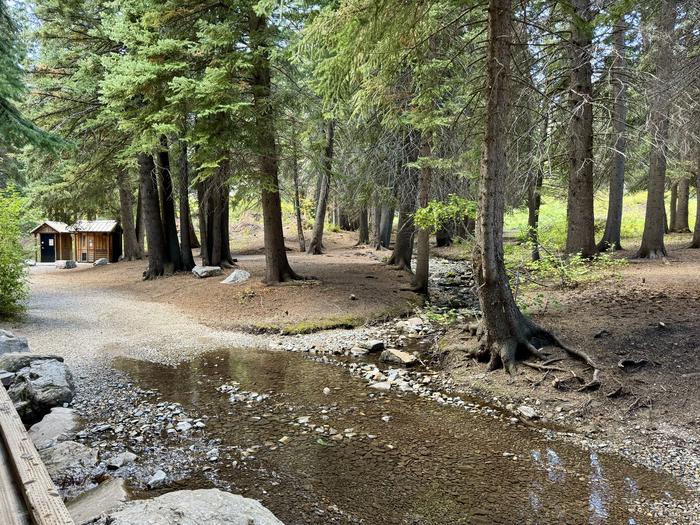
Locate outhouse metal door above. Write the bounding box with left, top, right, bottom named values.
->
left=40, top=233, right=56, bottom=262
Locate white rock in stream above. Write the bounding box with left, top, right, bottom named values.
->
left=29, top=407, right=77, bottom=450
left=147, top=470, right=168, bottom=489
left=380, top=349, right=417, bottom=366
left=68, top=478, right=128, bottom=525
left=97, top=489, right=284, bottom=525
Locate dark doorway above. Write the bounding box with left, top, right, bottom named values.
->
left=40, top=233, right=56, bottom=262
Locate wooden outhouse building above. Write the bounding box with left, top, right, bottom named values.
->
left=31, top=219, right=123, bottom=264
left=71, top=220, right=122, bottom=263
left=30, top=221, right=74, bottom=263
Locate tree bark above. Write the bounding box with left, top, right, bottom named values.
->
left=117, top=170, right=142, bottom=261
left=307, top=120, right=335, bottom=255
left=598, top=17, right=627, bottom=252
left=250, top=10, right=300, bottom=282
left=435, top=228, right=452, bottom=247
left=669, top=181, right=678, bottom=232
left=676, top=177, right=690, bottom=232
left=565, top=0, right=596, bottom=258
left=357, top=208, right=369, bottom=245
left=691, top=154, right=700, bottom=248
left=638, top=0, right=676, bottom=258
left=291, top=127, right=306, bottom=252
left=412, top=133, right=432, bottom=293
left=188, top=215, right=200, bottom=248
left=178, top=138, right=196, bottom=271
left=157, top=136, right=183, bottom=271
left=135, top=186, right=145, bottom=253
left=138, top=153, right=168, bottom=279
left=377, top=207, right=393, bottom=248
left=372, top=205, right=381, bottom=246
left=388, top=130, right=420, bottom=271
left=527, top=168, right=543, bottom=261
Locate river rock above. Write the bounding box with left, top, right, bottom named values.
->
left=396, top=317, right=423, bottom=332
left=192, top=265, right=223, bottom=278
left=147, top=469, right=168, bottom=489
left=517, top=405, right=539, bottom=419
left=358, top=339, right=385, bottom=352
left=40, top=441, right=99, bottom=488
left=369, top=381, right=392, bottom=391
left=29, top=407, right=78, bottom=450
left=0, top=330, right=30, bottom=354
left=2, top=354, right=75, bottom=423
left=56, top=259, right=77, bottom=269
left=350, top=347, right=369, bottom=357
left=98, top=489, right=284, bottom=525
left=221, top=269, right=250, bottom=284
left=380, top=349, right=418, bottom=366
left=107, top=451, right=137, bottom=470
left=67, top=478, right=128, bottom=525
left=93, top=258, right=108, bottom=267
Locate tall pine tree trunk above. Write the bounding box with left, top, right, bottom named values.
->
left=638, top=0, right=676, bottom=258
left=527, top=169, right=543, bottom=261
left=669, top=182, right=678, bottom=231
left=178, top=138, right=196, bottom=271
left=598, top=17, right=627, bottom=252
left=117, top=170, right=142, bottom=261
left=307, top=120, right=335, bottom=255
left=250, top=11, right=299, bottom=282
left=138, top=153, right=168, bottom=279
left=388, top=130, right=420, bottom=271
left=691, top=152, right=700, bottom=248
left=412, top=133, right=432, bottom=293
left=357, top=208, right=369, bottom=245
left=135, top=186, right=145, bottom=253
left=291, top=127, right=306, bottom=252
left=377, top=207, right=393, bottom=248
left=565, top=0, right=596, bottom=258
left=158, top=136, right=183, bottom=271
left=676, top=178, right=690, bottom=232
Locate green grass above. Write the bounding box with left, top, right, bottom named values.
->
left=504, top=190, right=697, bottom=249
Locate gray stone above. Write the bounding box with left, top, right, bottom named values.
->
left=29, top=407, right=78, bottom=450
left=67, top=478, right=128, bottom=525
left=192, top=265, right=223, bottom=278
left=349, top=347, right=369, bottom=357
left=106, top=451, right=137, bottom=470
left=380, top=349, right=418, bottom=366
left=517, top=405, right=538, bottom=419
left=93, top=258, right=108, bottom=267
left=147, top=470, right=168, bottom=489
left=56, top=259, right=77, bottom=269
left=100, top=489, right=284, bottom=525
left=40, top=441, right=98, bottom=487
left=5, top=355, right=75, bottom=423
left=0, top=369, right=15, bottom=386
left=369, top=381, right=392, bottom=392
left=221, top=269, right=251, bottom=284
left=176, top=421, right=192, bottom=432
left=0, top=330, right=30, bottom=354
left=358, top=340, right=385, bottom=352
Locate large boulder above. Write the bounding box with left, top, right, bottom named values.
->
left=1, top=353, right=75, bottom=423
left=221, top=269, right=250, bottom=284
left=192, top=265, right=223, bottom=278
left=40, top=440, right=99, bottom=489
left=0, top=329, right=30, bottom=354
left=98, top=489, right=284, bottom=525
left=380, top=349, right=418, bottom=366
left=56, top=259, right=77, bottom=269
left=67, top=478, right=128, bottom=525
left=29, top=407, right=78, bottom=450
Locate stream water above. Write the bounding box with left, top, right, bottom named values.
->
left=112, top=347, right=688, bottom=525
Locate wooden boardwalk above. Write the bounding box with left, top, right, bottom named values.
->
left=0, top=385, right=74, bottom=525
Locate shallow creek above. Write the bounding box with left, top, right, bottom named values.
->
left=114, top=348, right=688, bottom=525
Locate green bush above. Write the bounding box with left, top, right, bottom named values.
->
left=0, top=187, right=28, bottom=316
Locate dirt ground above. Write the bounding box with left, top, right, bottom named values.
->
left=28, top=229, right=419, bottom=334
left=444, top=237, right=700, bottom=450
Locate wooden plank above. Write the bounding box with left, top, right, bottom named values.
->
left=0, top=386, right=74, bottom=525
left=0, top=438, right=31, bottom=525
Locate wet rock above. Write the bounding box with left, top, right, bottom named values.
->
left=221, top=269, right=250, bottom=284
left=0, top=370, right=15, bottom=386
left=147, top=469, right=168, bottom=489
left=0, top=330, right=30, bottom=354
left=380, top=349, right=418, bottom=366
left=40, top=441, right=98, bottom=488
left=107, top=451, right=137, bottom=470
left=67, top=477, right=128, bottom=525
left=1, top=354, right=75, bottom=423
left=56, top=259, right=77, bottom=269
left=517, top=405, right=539, bottom=419
left=358, top=340, right=385, bottom=352
left=98, top=489, right=284, bottom=525
left=93, top=258, right=108, bottom=267
left=29, top=407, right=78, bottom=450
left=192, top=265, right=223, bottom=278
